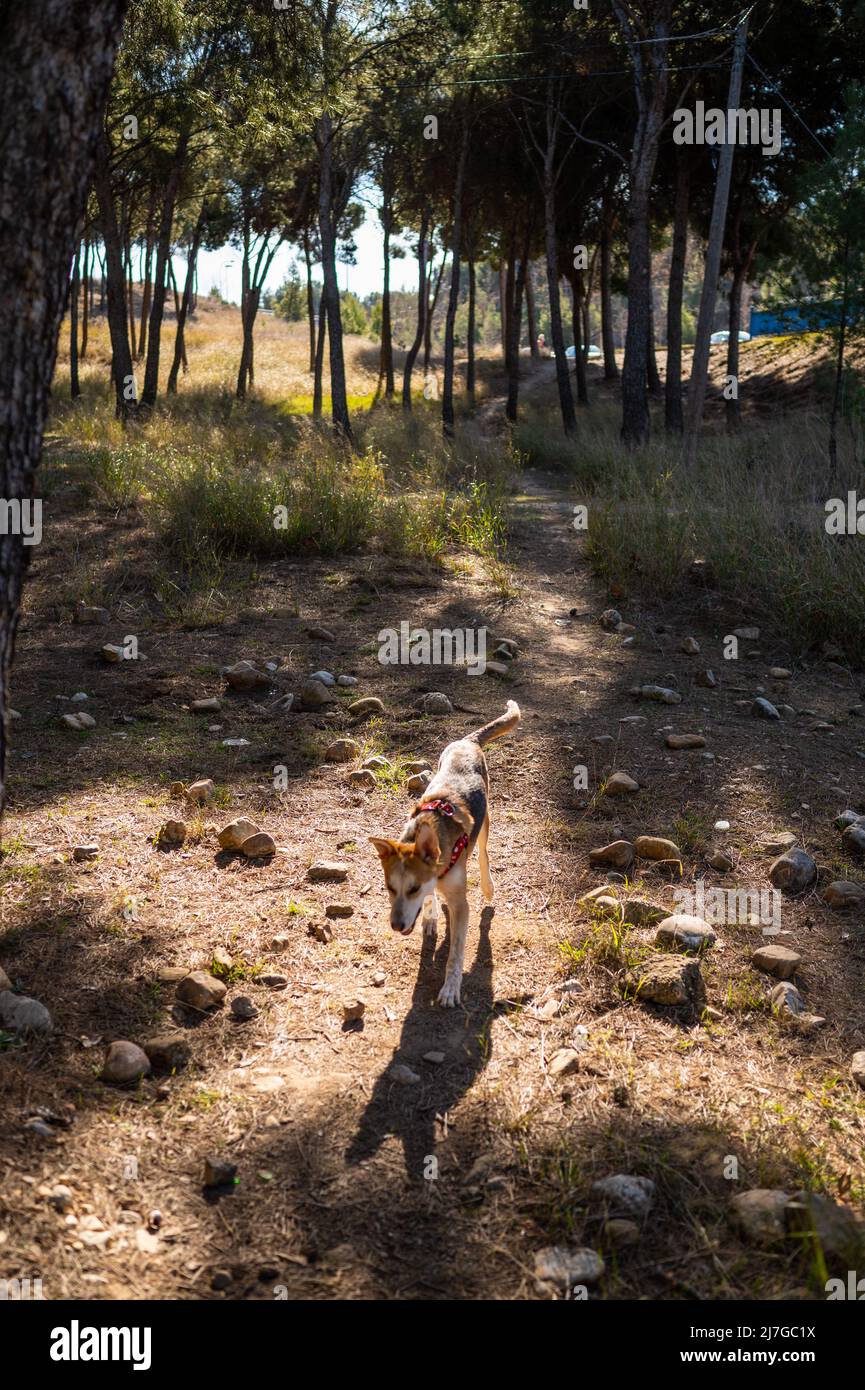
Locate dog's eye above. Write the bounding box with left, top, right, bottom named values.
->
left=406, top=883, right=418, bottom=896
left=387, top=887, right=396, bottom=896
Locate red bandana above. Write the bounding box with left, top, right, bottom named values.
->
left=418, top=799, right=469, bottom=876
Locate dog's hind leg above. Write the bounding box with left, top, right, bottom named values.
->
left=437, top=887, right=469, bottom=1007
left=422, top=890, right=439, bottom=940
left=478, top=812, right=493, bottom=902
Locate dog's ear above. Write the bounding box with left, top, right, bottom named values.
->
left=369, top=836, right=398, bottom=862
left=415, top=821, right=439, bottom=866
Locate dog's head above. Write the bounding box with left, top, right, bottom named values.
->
left=370, top=822, right=439, bottom=934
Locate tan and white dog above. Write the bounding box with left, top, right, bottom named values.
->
left=370, top=700, right=521, bottom=1006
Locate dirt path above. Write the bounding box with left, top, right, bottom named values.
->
left=2, top=465, right=864, bottom=1301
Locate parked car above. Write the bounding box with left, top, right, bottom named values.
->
left=565, top=343, right=603, bottom=360
left=709, top=330, right=751, bottom=344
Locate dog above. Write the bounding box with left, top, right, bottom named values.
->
left=370, top=700, right=521, bottom=1007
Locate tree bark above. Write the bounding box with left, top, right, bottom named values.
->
left=568, top=272, right=588, bottom=405
left=93, top=132, right=137, bottom=416
left=141, top=131, right=189, bottom=409
left=646, top=269, right=662, bottom=396
left=665, top=159, right=689, bottom=432
left=498, top=260, right=508, bottom=357
left=0, top=0, right=127, bottom=826
left=167, top=211, right=204, bottom=394
left=316, top=111, right=351, bottom=441
left=466, top=241, right=477, bottom=405
left=402, top=208, right=429, bottom=410
left=541, top=85, right=576, bottom=436
left=313, top=290, right=327, bottom=419
left=442, top=126, right=469, bottom=437
left=137, top=183, right=157, bottom=360
left=526, top=265, right=539, bottom=358
left=80, top=235, right=90, bottom=359
left=70, top=248, right=81, bottom=399
left=600, top=193, right=618, bottom=380
left=379, top=180, right=394, bottom=399
left=424, top=251, right=445, bottom=378
left=725, top=236, right=756, bottom=430
left=303, top=230, right=316, bottom=373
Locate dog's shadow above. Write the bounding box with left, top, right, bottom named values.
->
left=345, top=904, right=499, bottom=1180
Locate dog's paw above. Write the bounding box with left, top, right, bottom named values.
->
left=437, top=976, right=461, bottom=1008
left=481, top=878, right=494, bottom=903
left=423, top=915, right=437, bottom=939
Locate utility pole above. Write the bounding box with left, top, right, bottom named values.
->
left=683, top=13, right=750, bottom=468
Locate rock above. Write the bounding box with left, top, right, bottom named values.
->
left=404, top=760, right=432, bottom=775
left=493, top=644, right=516, bottom=661
left=665, top=733, right=705, bottom=750
left=680, top=637, right=700, bottom=654
left=61, top=712, right=92, bottom=730
left=310, top=670, right=335, bottom=687
left=348, top=697, right=384, bottom=718
left=768, top=848, right=817, bottom=895
left=101, top=1041, right=151, bottom=1084
left=261, top=974, right=287, bottom=989
left=143, top=1033, right=191, bottom=1071
left=300, top=678, right=335, bottom=710
left=730, top=1189, right=789, bottom=1243
left=325, top=903, right=354, bottom=918
left=785, top=1192, right=864, bottom=1265
left=186, top=778, right=215, bottom=804
left=176, top=972, right=226, bottom=1011
left=0, top=993, right=52, bottom=1034
left=707, top=849, right=733, bottom=872
left=622, top=898, right=664, bottom=926
left=423, top=1050, right=445, bottom=1064
left=655, top=914, right=716, bottom=953
left=337, top=675, right=358, bottom=687
left=342, top=998, right=365, bottom=1023
left=391, top=1063, right=421, bottom=1084
left=635, top=835, right=682, bottom=861
left=770, top=981, right=806, bottom=1017
left=270, top=933, right=290, bottom=951
left=240, top=832, right=276, bottom=859
left=0, top=966, right=11, bottom=990
left=589, top=840, right=634, bottom=870
left=604, top=771, right=639, bottom=796
left=73, top=845, right=99, bottom=862
left=75, top=603, right=110, bottom=625
left=752, top=945, right=801, bottom=980
left=590, top=1174, right=655, bottom=1221
left=269, top=693, right=294, bottom=714
left=305, top=625, right=336, bottom=642
left=101, top=643, right=125, bottom=663
left=224, top=660, right=270, bottom=691
left=495, top=638, right=519, bottom=658
left=416, top=692, right=453, bottom=715
left=230, top=997, right=258, bottom=1022
left=157, top=819, right=187, bottom=848
left=602, top=1219, right=641, bottom=1247
left=623, top=953, right=705, bottom=1008
left=361, top=756, right=391, bottom=772
left=761, top=831, right=797, bottom=853
left=309, top=922, right=334, bottom=944
left=769, top=667, right=792, bottom=679
left=308, top=861, right=348, bottom=883
left=371, top=970, right=386, bottom=987
left=324, top=738, right=360, bottom=764
left=695, top=669, right=717, bottom=688
left=823, top=881, right=865, bottom=909
left=73, top=711, right=96, bottom=728
left=407, top=771, right=432, bottom=795
left=752, top=697, right=780, bottom=720
left=734, top=626, right=760, bottom=640
left=548, top=1048, right=581, bottom=1078
left=347, top=769, right=376, bottom=791
left=203, top=1158, right=237, bottom=1189
left=851, top=1052, right=865, bottom=1089
left=841, top=825, right=865, bottom=855
left=157, top=965, right=189, bottom=983
left=191, top=697, right=221, bottom=713
left=638, top=685, right=682, bottom=704
left=834, top=810, right=865, bottom=830
left=533, top=1246, right=604, bottom=1296
left=217, top=818, right=260, bottom=850
left=211, top=1270, right=232, bottom=1290
left=600, top=608, right=622, bottom=631
left=589, top=895, right=621, bottom=914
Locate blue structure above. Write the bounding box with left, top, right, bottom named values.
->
left=749, top=301, right=854, bottom=337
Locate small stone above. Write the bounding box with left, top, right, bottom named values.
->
left=143, top=1033, right=191, bottom=1071
left=768, top=848, right=817, bottom=895
left=305, top=625, right=336, bottom=642
left=404, top=760, right=432, bottom=775
left=0, top=966, right=11, bottom=990
left=217, top=818, right=260, bottom=850
left=734, top=626, right=760, bottom=641
left=211, top=1270, right=232, bottom=1290
left=372, top=970, right=386, bottom=987
left=548, top=1048, right=581, bottom=1078
left=589, top=840, right=634, bottom=870
left=261, top=974, right=288, bottom=989
left=325, top=902, right=354, bottom=918
left=533, top=1246, right=604, bottom=1296
left=391, top=1063, right=421, bottom=1084
left=752, top=944, right=801, bottom=980
left=752, top=695, right=782, bottom=721
left=665, top=733, right=705, bottom=749
left=309, top=922, right=334, bottom=944
left=851, top=1051, right=865, bottom=1089
left=203, top=1158, right=237, bottom=1189
left=730, top=1189, right=789, bottom=1243
left=834, top=810, right=865, bottom=830
left=270, top=933, right=290, bottom=951
left=604, top=771, right=639, bottom=796
left=416, top=692, right=453, bottom=715
left=347, top=769, right=376, bottom=791
left=600, top=608, right=622, bottom=631
left=176, top=972, right=227, bottom=1011
left=707, top=849, right=733, bottom=872
left=485, top=661, right=511, bottom=677
left=186, top=778, right=215, bottom=804
left=407, top=771, right=432, bottom=795
left=590, top=1174, right=655, bottom=1221
left=156, top=966, right=189, bottom=983
left=346, top=696, right=384, bottom=719
left=423, top=1050, right=445, bottom=1064
left=655, top=914, right=716, bottom=953
left=769, top=667, right=792, bottom=679
left=337, top=675, right=358, bottom=687
left=785, top=1192, right=864, bottom=1265
left=770, top=981, right=806, bottom=1017
left=841, top=825, right=865, bottom=855
left=603, top=1219, right=641, bottom=1247
left=680, top=637, right=700, bottom=654
left=308, top=861, right=348, bottom=882
left=191, top=697, right=221, bottom=713
left=638, top=685, right=682, bottom=704
left=101, top=643, right=125, bottom=663
left=635, top=835, right=681, bottom=861
left=240, top=832, right=276, bottom=859
left=300, top=679, right=335, bottom=710
left=342, top=998, right=365, bottom=1023
left=761, top=831, right=797, bottom=853
left=324, top=738, right=360, bottom=763
left=695, top=669, right=717, bottom=688
left=74, top=711, right=96, bottom=728
left=75, top=603, right=110, bottom=625
left=157, top=819, right=187, bottom=848
left=0, top=993, right=52, bottom=1034
left=224, top=660, right=270, bottom=691
left=73, top=845, right=99, bottom=862
left=823, top=881, right=865, bottom=909
left=361, top=756, right=391, bottom=772
left=621, top=898, right=664, bottom=926
left=101, top=1041, right=151, bottom=1084
left=623, top=953, right=705, bottom=1008
left=310, top=670, right=335, bottom=687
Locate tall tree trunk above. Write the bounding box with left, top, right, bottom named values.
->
left=423, top=252, right=445, bottom=378
left=379, top=187, right=394, bottom=399
left=167, top=213, right=204, bottom=394
left=665, top=159, right=689, bottom=432
left=498, top=260, right=508, bottom=357
left=315, top=111, right=351, bottom=441
left=80, top=235, right=90, bottom=359
left=442, top=127, right=468, bottom=437
left=725, top=237, right=756, bottom=431
left=402, top=208, right=429, bottom=410
left=646, top=270, right=662, bottom=396
left=542, top=112, right=576, bottom=434
left=313, top=291, right=327, bottom=420
left=70, top=247, right=81, bottom=399
left=569, top=272, right=588, bottom=405
left=0, top=0, right=127, bottom=826
left=137, top=185, right=157, bottom=360
left=141, top=131, right=188, bottom=409
left=526, top=264, right=539, bottom=358
left=93, top=132, right=136, bottom=416
left=506, top=231, right=530, bottom=422
left=466, top=242, right=477, bottom=405
left=600, top=195, right=618, bottom=380
left=303, top=230, right=316, bottom=373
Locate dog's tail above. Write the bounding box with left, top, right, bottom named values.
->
left=470, top=700, right=521, bottom=748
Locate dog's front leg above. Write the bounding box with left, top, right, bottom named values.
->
left=437, top=886, right=469, bottom=1007
left=422, top=889, right=439, bottom=940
